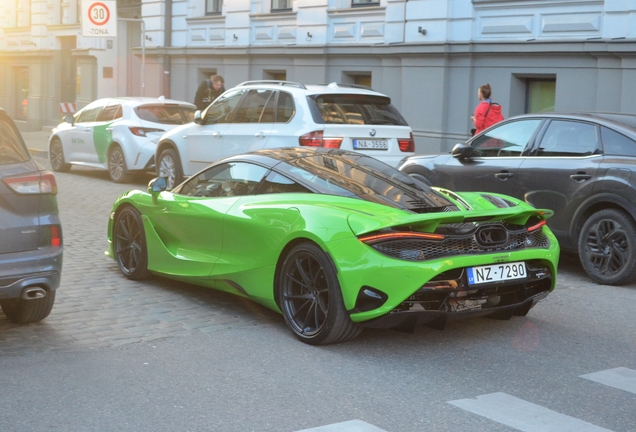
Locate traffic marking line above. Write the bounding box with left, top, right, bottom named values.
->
left=580, top=367, right=636, bottom=395
left=448, top=392, right=613, bottom=432
left=295, top=420, right=388, bottom=432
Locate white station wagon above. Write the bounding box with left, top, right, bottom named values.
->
left=49, top=97, right=196, bottom=182
left=156, top=81, right=415, bottom=188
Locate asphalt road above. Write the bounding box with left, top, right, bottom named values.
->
left=1, top=155, right=635, bottom=432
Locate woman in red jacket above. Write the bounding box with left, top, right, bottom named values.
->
left=470, top=83, right=504, bottom=135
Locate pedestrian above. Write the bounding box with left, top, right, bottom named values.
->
left=194, top=74, right=225, bottom=111
left=470, top=83, right=504, bottom=136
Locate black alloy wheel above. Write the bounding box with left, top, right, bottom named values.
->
left=579, top=209, right=636, bottom=285
left=113, top=207, right=150, bottom=280
left=49, top=139, right=71, bottom=172
left=108, top=146, right=131, bottom=183
left=278, top=243, right=361, bottom=345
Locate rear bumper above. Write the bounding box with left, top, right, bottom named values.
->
left=0, top=247, right=63, bottom=300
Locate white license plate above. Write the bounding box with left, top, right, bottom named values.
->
left=467, top=261, right=527, bottom=285
left=353, top=139, right=388, bottom=150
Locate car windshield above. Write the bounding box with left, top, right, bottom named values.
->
left=310, top=94, right=408, bottom=126
left=276, top=150, right=455, bottom=213
left=135, top=105, right=196, bottom=125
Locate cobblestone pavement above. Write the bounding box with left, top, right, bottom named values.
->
left=0, top=162, right=280, bottom=354
left=0, top=157, right=599, bottom=355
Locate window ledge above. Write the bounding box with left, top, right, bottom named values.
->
left=186, top=15, right=226, bottom=24
left=250, top=11, right=297, bottom=21
left=327, top=6, right=386, bottom=17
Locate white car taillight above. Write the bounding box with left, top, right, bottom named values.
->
left=2, top=172, right=58, bottom=195
left=299, top=131, right=343, bottom=148
left=129, top=127, right=165, bottom=137
left=398, top=132, right=415, bottom=152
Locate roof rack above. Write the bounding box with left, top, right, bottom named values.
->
left=320, top=82, right=375, bottom=91
left=236, top=80, right=307, bottom=89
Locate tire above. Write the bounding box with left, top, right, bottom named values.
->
left=113, top=206, right=151, bottom=280
left=578, top=209, right=636, bottom=285
left=408, top=172, right=432, bottom=187
left=1, top=291, right=56, bottom=324
left=108, top=145, right=131, bottom=183
left=49, top=138, right=71, bottom=172
left=278, top=242, right=362, bottom=345
left=157, top=148, right=183, bottom=190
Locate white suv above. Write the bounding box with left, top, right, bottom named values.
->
left=156, top=81, right=414, bottom=188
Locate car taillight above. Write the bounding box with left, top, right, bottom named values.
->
left=359, top=232, right=445, bottom=245
left=2, top=172, right=58, bottom=195
left=527, top=220, right=547, bottom=232
left=299, top=131, right=342, bottom=149
left=398, top=132, right=415, bottom=152
left=129, top=127, right=165, bottom=137
left=50, top=225, right=61, bottom=247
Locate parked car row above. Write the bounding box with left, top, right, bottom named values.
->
left=48, top=81, right=415, bottom=188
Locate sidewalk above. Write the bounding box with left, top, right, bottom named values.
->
left=22, top=130, right=52, bottom=158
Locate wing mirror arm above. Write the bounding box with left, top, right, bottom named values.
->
left=451, top=143, right=473, bottom=161
left=148, top=177, right=168, bottom=204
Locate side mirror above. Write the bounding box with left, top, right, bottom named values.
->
left=193, top=110, right=202, bottom=125
left=64, top=114, right=74, bottom=125
left=451, top=143, right=473, bottom=160
left=148, top=177, right=168, bottom=203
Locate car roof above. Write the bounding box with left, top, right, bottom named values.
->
left=92, top=97, right=196, bottom=108
left=234, top=81, right=389, bottom=98
left=508, top=112, right=636, bottom=137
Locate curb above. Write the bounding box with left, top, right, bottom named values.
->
left=29, top=148, right=48, bottom=158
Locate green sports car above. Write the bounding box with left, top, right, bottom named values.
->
left=107, top=147, right=559, bottom=345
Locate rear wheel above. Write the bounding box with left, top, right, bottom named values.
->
left=1, top=291, right=56, bottom=324
left=157, top=148, right=183, bottom=190
left=49, top=138, right=71, bottom=172
left=278, top=242, right=361, bottom=345
left=578, top=209, right=636, bottom=285
left=113, top=206, right=150, bottom=280
left=108, top=145, right=131, bottom=183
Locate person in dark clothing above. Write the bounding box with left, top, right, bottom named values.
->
left=470, top=83, right=504, bottom=135
left=194, top=74, right=225, bottom=111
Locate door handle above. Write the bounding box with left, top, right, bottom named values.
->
left=570, top=173, right=592, bottom=181
left=254, top=132, right=266, bottom=138
left=105, top=127, right=113, bottom=132
left=212, top=132, right=222, bottom=138
left=495, top=172, right=513, bottom=180
left=83, top=127, right=92, bottom=132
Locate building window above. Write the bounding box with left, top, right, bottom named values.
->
left=352, top=0, right=380, bottom=7
left=206, top=0, right=221, bottom=15
left=526, top=79, right=556, bottom=113
left=343, top=72, right=372, bottom=89
left=264, top=70, right=287, bottom=81
left=272, top=0, right=292, bottom=11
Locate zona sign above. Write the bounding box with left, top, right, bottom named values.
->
left=81, top=0, right=117, bottom=37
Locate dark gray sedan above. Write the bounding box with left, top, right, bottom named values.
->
left=0, top=108, right=62, bottom=323
left=398, top=112, right=636, bottom=286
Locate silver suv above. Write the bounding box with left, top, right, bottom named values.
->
left=156, top=81, right=415, bottom=188
left=0, top=108, right=62, bottom=323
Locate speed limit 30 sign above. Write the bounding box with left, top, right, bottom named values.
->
left=82, top=0, right=117, bottom=37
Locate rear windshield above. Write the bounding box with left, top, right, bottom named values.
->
left=135, top=105, right=196, bottom=125
left=0, top=115, right=30, bottom=165
left=276, top=151, right=455, bottom=213
left=309, top=94, right=408, bottom=126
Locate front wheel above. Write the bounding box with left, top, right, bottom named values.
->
left=278, top=243, right=361, bottom=345
left=113, top=206, right=150, bottom=280
left=1, top=291, right=56, bottom=324
left=108, top=146, right=131, bottom=183
left=578, top=209, right=636, bottom=285
left=157, top=148, right=183, bottom=190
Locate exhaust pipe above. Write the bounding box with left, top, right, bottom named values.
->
left=21, top=287, right=47, bottom=300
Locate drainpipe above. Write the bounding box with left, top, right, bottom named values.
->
left=163, top=0, right=172, bottom=98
